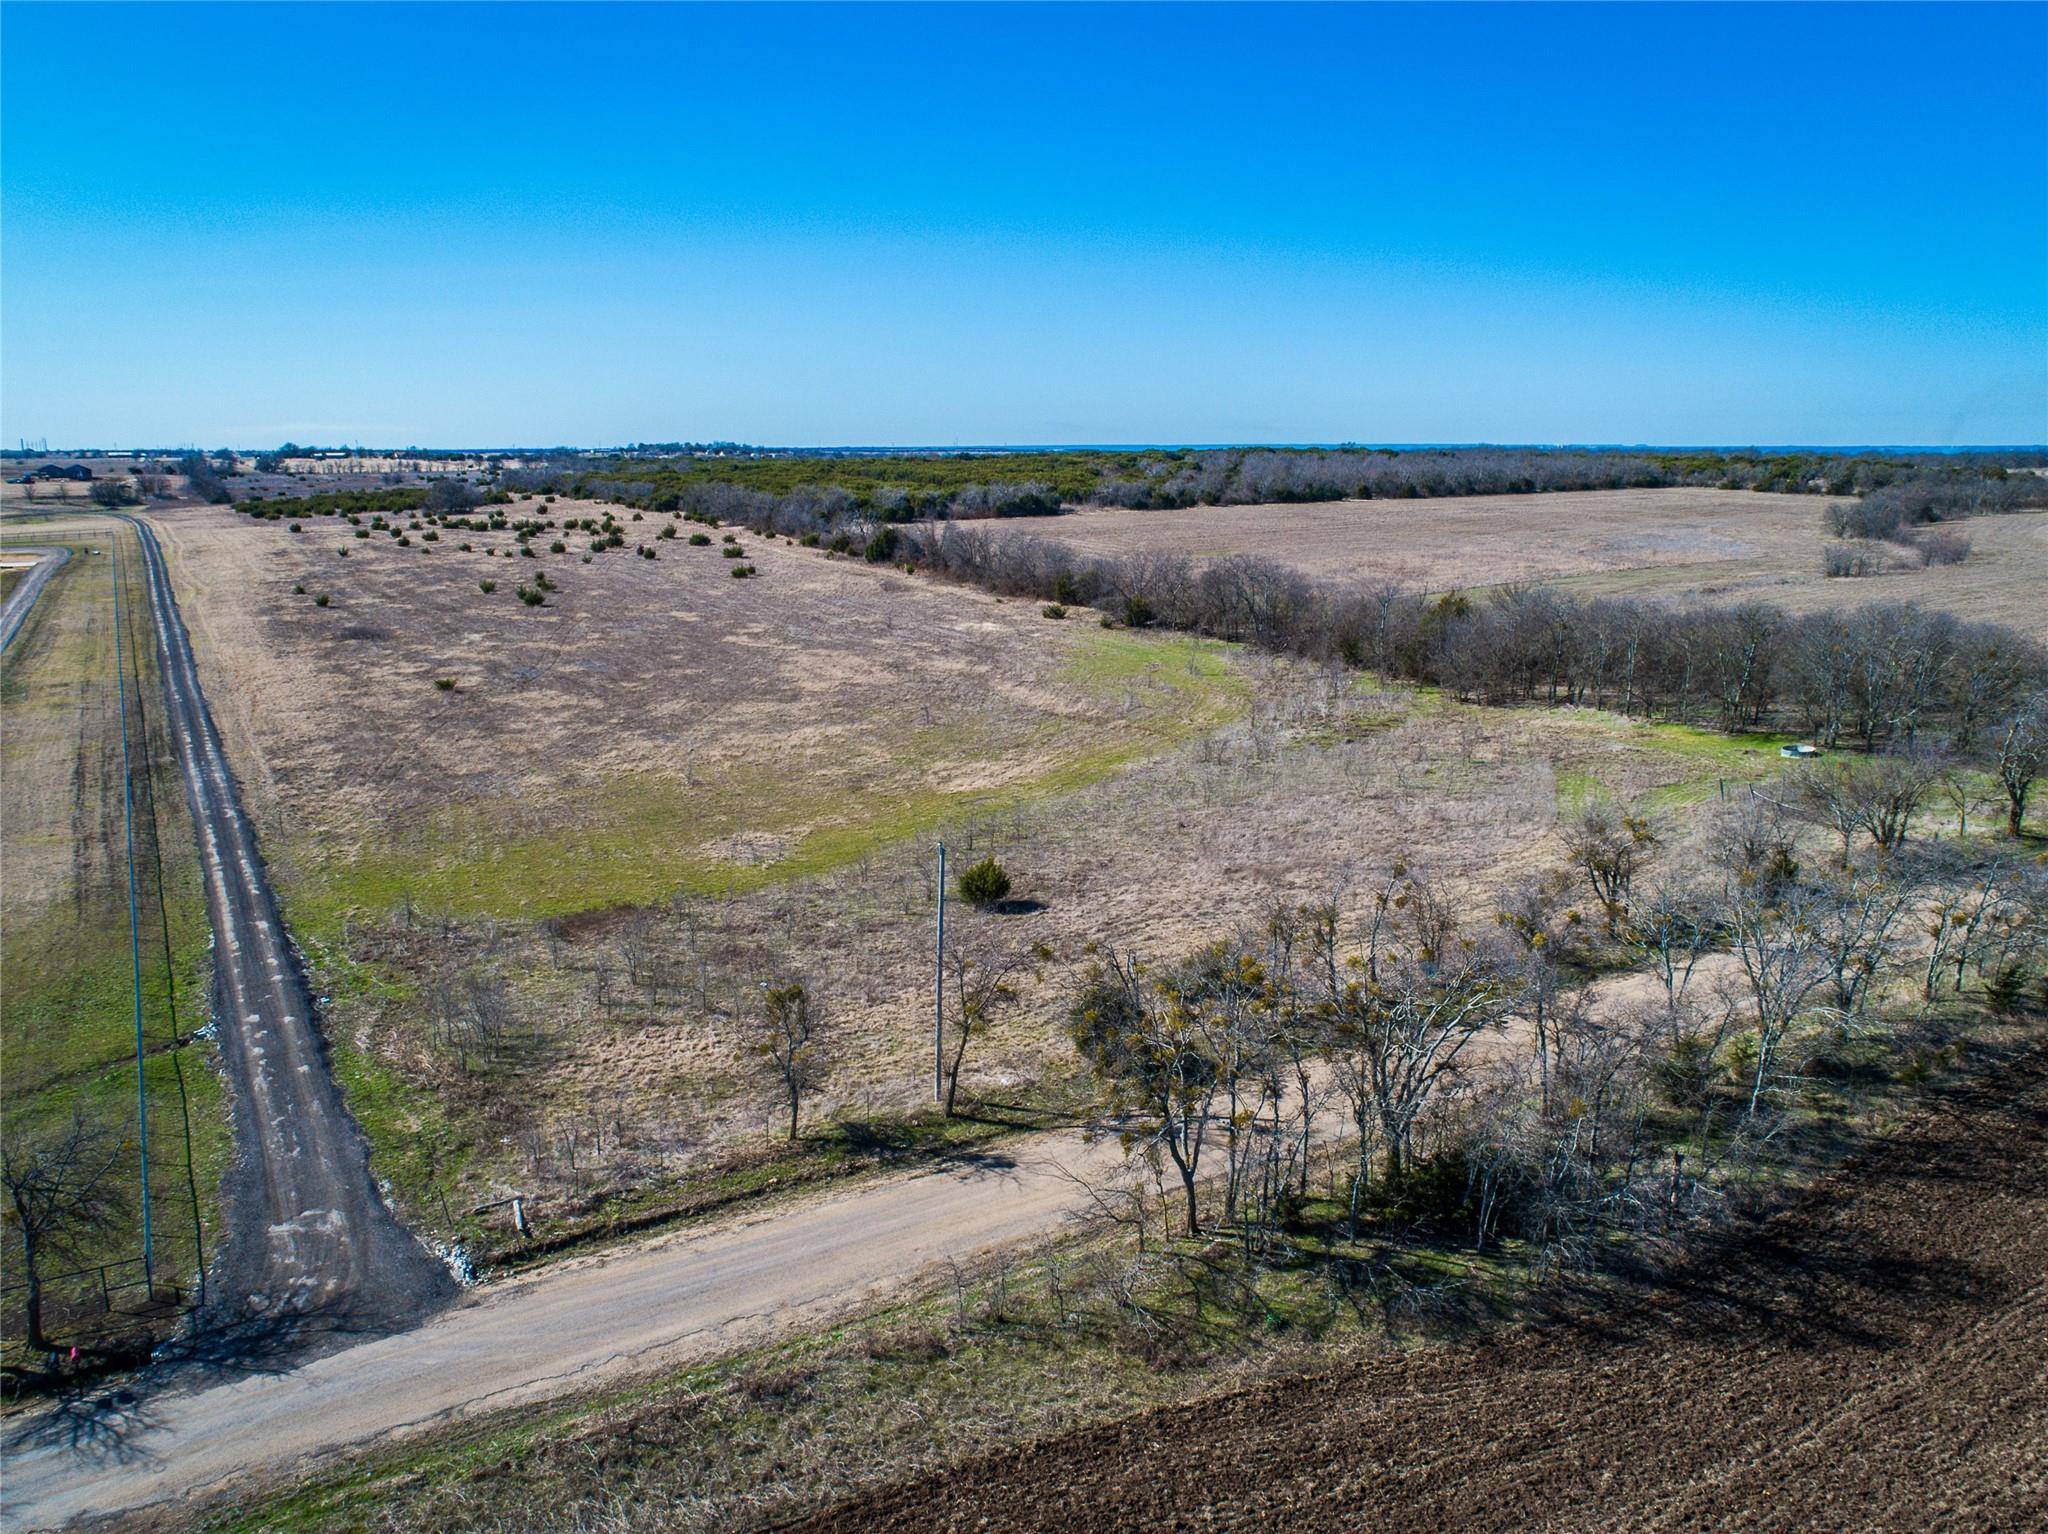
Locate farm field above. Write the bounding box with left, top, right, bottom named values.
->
left=983, top=487, right=2048, bottom=641
left=1555, top=504, right=2048, bottom=638
left=143, top=498, right=1796, bottom=1262
left=0, top=513, right=230, bottom=1361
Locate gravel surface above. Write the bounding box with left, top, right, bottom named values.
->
left=125, top=511, right=454, bottom=1331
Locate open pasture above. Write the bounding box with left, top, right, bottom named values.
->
left=994, top=488, right=1826, bottom=586
left=144, top=497, right=1798, bottom=1253
left=147, top=499, right=1250, bottom=922
left=988, top=487, right=2048, bottom=640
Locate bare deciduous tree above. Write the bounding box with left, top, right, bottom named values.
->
left=1307, top=865, right=1520, bottom=1210
left=1993, top=692, right=2047, bottom=837
left=752, top=980, right=826, bottom=1140
left=1069, top=950, right=1220, bottom=1237
left=1564, top=801, right=1658, bottom=937
left=1622, top=878, right=1715, bottom=1007
left=940, top=924, right=1040, bottom=1117
left=1727, top=879, right=1834, bottom=1115
left=2, top=1115, right=133, bottom=1355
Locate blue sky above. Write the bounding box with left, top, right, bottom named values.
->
left=3, top=2, right=2043, bottom=448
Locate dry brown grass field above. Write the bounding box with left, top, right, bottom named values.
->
left=141, top=497, right=1792, bottom=1258
left=987, top=487, right=2048, bottom=640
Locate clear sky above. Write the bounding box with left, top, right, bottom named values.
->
left=3, top=1, right=2044, bottom=449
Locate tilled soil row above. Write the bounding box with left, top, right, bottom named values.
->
left=791, top=1044, right=2048, bottom=1533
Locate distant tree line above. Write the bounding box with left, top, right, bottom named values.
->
left=549, top=446, right=2045, bottom=525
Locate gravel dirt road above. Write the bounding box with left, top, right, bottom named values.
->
left=117, top=511, right=456, bottom=1333
left=791, top=1042, right=2048, bottom=1533
left=0, top=1124, right=1126, bottom=1529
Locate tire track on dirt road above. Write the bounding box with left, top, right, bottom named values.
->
left=113, top=512, right=454, bottom=1330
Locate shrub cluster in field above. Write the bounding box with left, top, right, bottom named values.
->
left=1817, top=482, right=2000, bottom=577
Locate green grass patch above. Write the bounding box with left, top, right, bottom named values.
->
left=284, top=630, right=1248, bottom=927
left=1059, top=627, right=1239, bottom=699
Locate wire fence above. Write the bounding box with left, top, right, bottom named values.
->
left=0, top=1255, right=183, bottom=1355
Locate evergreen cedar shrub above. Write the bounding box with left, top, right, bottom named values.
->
left=956, top=856, right=1011, bottom=909
left=864, top=527, right=901, bottom=563
left=434, top=677, right=456, bottom=691
left=722, top=545, right=744, bottom=559
left=1042, top=603, right=1067, bottom=620
left=689, top=532, right=711, bottom=545
left=313, top=594, right=331, bottom=607
left=550, top=540, right=566, bottom=553
left=479, top=579, right=497, bottom=593
left=730, top=564, right=757, bottom=579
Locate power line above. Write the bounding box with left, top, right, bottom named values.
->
left=111, top=536, right=155, bottom=1288
left=117, top=515, right=205, bottom=1304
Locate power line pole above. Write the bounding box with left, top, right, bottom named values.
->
left=112, top=539, right=155, bottom=1289
left=933, top=841, right=946, bottom=1105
